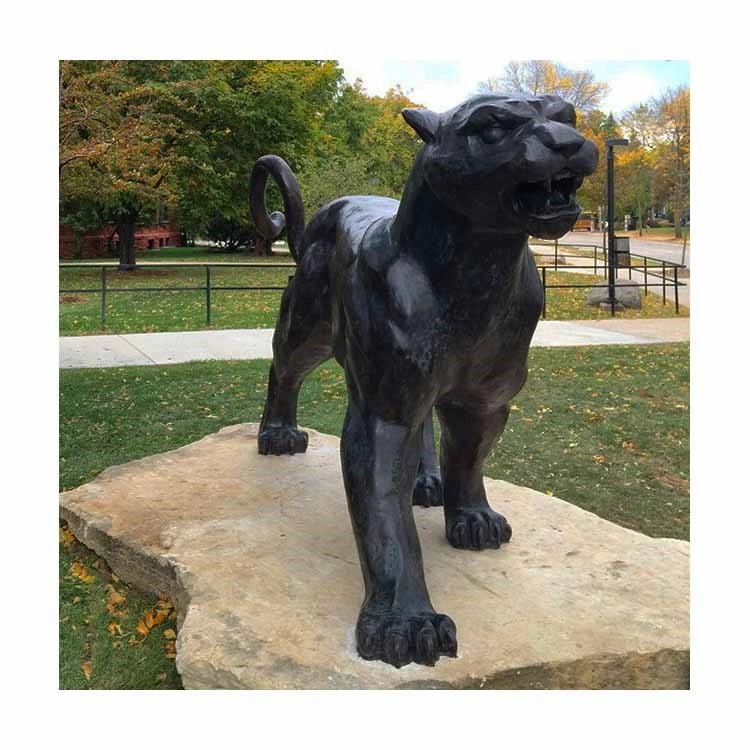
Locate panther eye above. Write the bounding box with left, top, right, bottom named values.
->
left=479, top=125, right=506, bottom=144
left=549, top=105, right=576, bottom=127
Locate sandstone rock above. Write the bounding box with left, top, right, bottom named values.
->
left=60, top=424, right=689, bottom=689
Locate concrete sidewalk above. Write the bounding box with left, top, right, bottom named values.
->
left=59, top=318, right=689, bottom=369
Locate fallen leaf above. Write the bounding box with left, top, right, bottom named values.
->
left=69, top=561, right=96, bottom=584
left=60, top=527, right=75, bottom=548
left=163, top=629, right=176, bottom=640
left=82, top=661, right=92, bottom=680
left=135, top=620, right=150, bottom=637
left=106, top=590, right=126, bottom=613
left=107, top=622, right=123, bottom=637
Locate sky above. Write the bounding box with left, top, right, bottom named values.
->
left=337, top=59, right=689, bottom=116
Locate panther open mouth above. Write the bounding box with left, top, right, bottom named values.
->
left=513, top=170, right=584, bottom=219
left=511, top=170, right=585, bottom=239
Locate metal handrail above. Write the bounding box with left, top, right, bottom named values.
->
left=530, top=240, right=687, bottom=316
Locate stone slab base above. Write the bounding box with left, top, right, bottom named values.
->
left=60, top=424, right=689, bottom=689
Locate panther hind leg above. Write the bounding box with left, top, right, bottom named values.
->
left=258, top=241, right=334, bottom=455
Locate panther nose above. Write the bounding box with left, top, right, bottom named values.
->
left=533, top=121, right=585, bottom=158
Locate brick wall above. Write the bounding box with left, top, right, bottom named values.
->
left=59, top=223, right=182, bottom=259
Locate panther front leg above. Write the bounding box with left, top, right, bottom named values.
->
left=341, top=401, right=457, bottom=667
left=436, top=400, right=513, bottom=550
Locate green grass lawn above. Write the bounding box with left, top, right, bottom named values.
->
left=60, top=248, right=294, bottom=334
left=543, top=271, right=687, bottom=320
left=59, top=529, right=182, bottom=689
left=60, top=248, right=687, bottom=335
left=60, top=343, right=689, bottom=688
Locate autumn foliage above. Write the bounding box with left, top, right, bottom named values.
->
left=59, top=61, right=424, bottom=263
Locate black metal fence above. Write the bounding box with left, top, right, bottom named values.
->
left=59, top=244, right=686, bottom=327
left=59, top=261, right=294, bottom=327
left=530, top=240, right=686, bottom=317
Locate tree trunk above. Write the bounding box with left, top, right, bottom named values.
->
left=117, top=211, right=139, bottom=270
left=673, top=130, right=684, bottom=240
left=73, top=229, right=84, bottom=260
left=252, top=232, right=273, bottom=256
left=637, top=197, right=643, bottom=237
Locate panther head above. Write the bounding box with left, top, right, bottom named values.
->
left=402, top=94, right=599, bottom=240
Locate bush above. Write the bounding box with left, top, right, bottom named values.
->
left=205, top=214, right=252, bottom=252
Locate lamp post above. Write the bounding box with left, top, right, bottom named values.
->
left=605, top=138, right=629, bottom=316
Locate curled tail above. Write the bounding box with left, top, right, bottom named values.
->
left=249, top=155, right=305, bottom=263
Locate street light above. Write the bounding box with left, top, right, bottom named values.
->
left=605, top=138, right=629, bottom=316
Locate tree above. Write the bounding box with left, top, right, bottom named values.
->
left=60, top=61, right=428, bottom=264
left=317, top=79, right=379, bottom=157
left=59, top=61, right=192, bottom=268
left=297, top=154, right=374, bottom=218
left=619, top=102, right=658, bottom=150
left=575, top=109, right=623, bottom=220
left=478, top=60, right=610, bottom=112
left=651, top=87, right=690, bottom=239
left=167, top=60, right=343, bottom=255
left=296, top=83, right=423, bottom=216
left=360, top=87, right=424, bottom=197
left=618, top=146, right=656, bottom=235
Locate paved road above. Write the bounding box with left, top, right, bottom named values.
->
left=550, top=231, right=690, bottom=268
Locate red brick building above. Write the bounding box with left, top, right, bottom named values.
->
left=59, top=221, right=182, bottom=259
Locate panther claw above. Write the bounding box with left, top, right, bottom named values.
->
left=257, top=425, right=308, bottom=455
left=356, top=609, right=458, bottom=668
left=413, top=474, right=443, bottom=507
left=446, top=507, right=512, bottom=550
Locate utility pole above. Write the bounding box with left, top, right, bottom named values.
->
left=605, top=138, right=629, bottom=316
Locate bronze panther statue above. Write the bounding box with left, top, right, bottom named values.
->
left=250, top=94, right=599, bottom=668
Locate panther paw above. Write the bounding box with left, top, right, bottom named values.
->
left=446, top=507, right=512, bottom=550
left=356, top=609, right=458, bottom=668
left=412, top=474, right=443, bottom=507
left=257, top=425, right=308, bottom=455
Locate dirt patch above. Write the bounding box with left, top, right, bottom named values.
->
left=60, top=295, right=87, bottom=304
left=656, top=472, right=690, bottom=493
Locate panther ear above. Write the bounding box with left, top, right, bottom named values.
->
left=402, top=108, right=439, bottom=143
